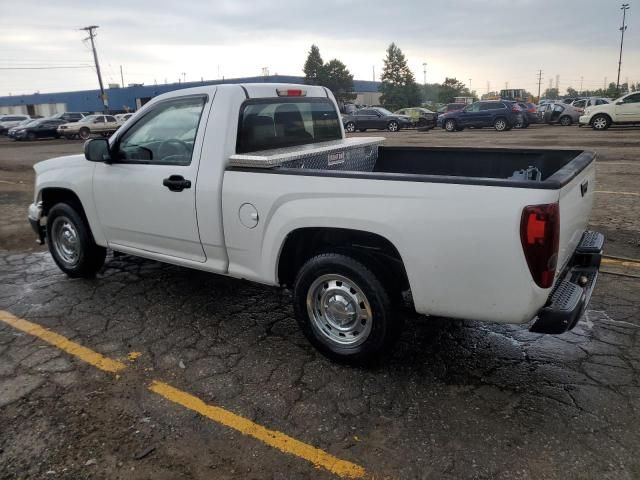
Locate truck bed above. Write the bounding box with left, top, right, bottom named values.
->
left=229, top=141, right=594, bottom=190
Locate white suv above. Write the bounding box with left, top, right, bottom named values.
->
left=579, top=91, right=640, bottom=130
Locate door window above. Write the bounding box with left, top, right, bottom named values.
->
left=116, top=95, right=207, bottom=165
left=105, top=115, right=117, bottom=122
left=465, top=103, right=480, bottom=112
left=622, top=93, right=640, bottom=104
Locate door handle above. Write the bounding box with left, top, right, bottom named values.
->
left=162, top=175, right=191, bottom=192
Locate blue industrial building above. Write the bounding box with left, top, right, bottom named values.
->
left=0, top=75, right=381, bottom=116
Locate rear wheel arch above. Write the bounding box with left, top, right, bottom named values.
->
left=277, top=227, right=410, bottom=296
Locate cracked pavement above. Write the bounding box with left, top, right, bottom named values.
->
left=1, top=251, right=639, bottom=479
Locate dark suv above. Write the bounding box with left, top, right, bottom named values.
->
left=440, top=101, right=522, bottom=132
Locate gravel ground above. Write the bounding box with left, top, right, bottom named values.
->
left=0, top=125, right=639, bottom=479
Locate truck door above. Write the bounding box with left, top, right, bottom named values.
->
left=615, top=92, right=640, bottom=122
left=93, top=94, right=211, bottom=262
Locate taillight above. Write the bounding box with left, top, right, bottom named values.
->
left=520, top=203, right=560, bottom=288
left=276, top=88, right=306, bottom=97
left=527, top=106, right=537, bottom=113
left=512, top=105, right=521, bottom=112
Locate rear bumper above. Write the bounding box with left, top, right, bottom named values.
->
left=530, top=230, right=604, bottom=334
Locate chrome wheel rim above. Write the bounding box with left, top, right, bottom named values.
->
left=306, top=274, right=373, bottom=347
left=495, top=120, right=506, bottom=131
left=560, top=117, right=570, bottom=126
left=51, top=216, right=80, bottom=266
left=345, top=123, right=355, bottom=133
left=445, top=120, right=455, bottom=131
left=593, top=117, right=606, bottom=129
left=79, top=129, right=90, bottom=139
left=388, top=122, right=398, bottom=132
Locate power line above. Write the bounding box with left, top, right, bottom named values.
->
left=0, top=65, right=92, bottom=70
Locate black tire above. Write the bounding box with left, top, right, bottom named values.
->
left=559, top=115, right=572, bottom=126
left=78, top=127, right=91, bottom=140
left=444, top=119, right=457, bottom=132
left=522, top=122, right=530, bottom=128
left=46, top=202, right=106, bottom=278
left=344, top=122, right=356, bottom=133
left=26, top=132, right=37, bottom=141
left=293, top=253, right=401, bottom=363
left=387, top=121, right=399, bottom=132
left=494, top=117, right=508, bottom=131
left=359, top=128, right=367, bottom=132
left=591, top=114, right=611, bottom=130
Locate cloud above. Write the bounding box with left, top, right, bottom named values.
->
left=1, top=0, right=638, bottom=96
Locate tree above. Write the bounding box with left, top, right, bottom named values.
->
left=379, top=43, right=421, bottom=110
left=566, top=86, right=579, bottom=97
left=543, top=87, right=559, bottom=99
left=303, top=45, right=324, bottom=85
left=438, top=77, right=466, bottom=103
left=321, top=59, right=356, bottom=103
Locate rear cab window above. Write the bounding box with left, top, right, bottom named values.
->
left=236, top=98, right=341, bottom=153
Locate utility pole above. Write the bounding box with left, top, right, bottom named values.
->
left=181, top=72, right=186, bottom=83
left=120, top=65, right=125, bottom=88
left=468, top=78, right=472, bottom=92
left=487, top=81, right=490, bottom=94
left=616, top=3, right=630, bottom=96
left=537, top=70, right=543, bottom=102
left=555, top=74, right=559, bottom=90
left=580, top=76, right=584, bottom=95
left=81, top=26, right=108, bottom=112
left=422, top=62, right=427, bottom=85
left=372, top=65, right=375, bottom=81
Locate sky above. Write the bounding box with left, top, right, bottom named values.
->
left=0, top=0, right=638, bottom=97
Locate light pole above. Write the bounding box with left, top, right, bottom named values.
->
left=422, top=62, right=427, bottom=85
left=616, top=3, right=630, bottom=96
left=468, top=78, right=472, bottom=93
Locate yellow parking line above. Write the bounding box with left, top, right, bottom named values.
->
left=0, top=310, right=367, bottom=478
left=149, top=381, right=366, bottom=479
left=595, top=190, right=640, bottom=197
left=602, top=258, right=640, bottom=269
left=0, top=310, right=126, bottom=373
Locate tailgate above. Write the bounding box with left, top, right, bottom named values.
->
left=556, top=156, right=596, bottom=274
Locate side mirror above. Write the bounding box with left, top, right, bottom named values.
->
left=84, top=138, right=111, bottom=162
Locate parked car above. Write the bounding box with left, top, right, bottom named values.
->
left=516, top=102, right=540, bottom=127
left=13, top=118, right=66, bottom=141
left=342, top=107, right=411, bottom=133
left=0, top=114, right=31, bottom=135
left=115, top=113, right=134, bottom=125
left=394, top=107, right=437, bottom=129
left=49, top=112, right=87, bottom=123
left=572, top=98, right=609, bottom=115
left=7, top=119, right=37, bottom=138
left=542, top=103, right=581, bottom=126
left=57, top=114, right=119, bottom=139
left=579, top=91, right=640, bottom=130
left=28, top=83, right=602, bottom=363
left=440, top=100, right=522, bottom=132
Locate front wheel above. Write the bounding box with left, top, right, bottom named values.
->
left=26, top=132, right=37, bottom=141
left=444, top=119, right=457, bottom=132
left=344, top=122, right=356, bottom=133
left=387, top=121, right=399, bottom=132
left=46, top=203, right=106, bottom=278
left=293, top=253, right=400, bottom=363
left=78, top=127, right=91, bottom=140
left=592, top=114, right=610, bottom=130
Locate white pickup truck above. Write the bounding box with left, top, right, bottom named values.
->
left=28, top=83, right=604, bottom=362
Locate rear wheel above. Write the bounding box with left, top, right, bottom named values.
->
left=559, top=115, right=572, bottom=126
left=387, top=121, right=399, bottom=132
left=344, top=122, right=356, bottom=133
left=26, top=132, right=36, bottom=141
left=591, top=114, right=610, bottom=130
left=359, top=128, right=367, bottom=132
left=444, top=119, right=457, bottom=132
left=78, top=127, right=91, bottom=140
left=494, top=118, right=508, bottom=131
left=46, top=203, right=106, bottom=278
left=293, top=253, right=401, bottom=363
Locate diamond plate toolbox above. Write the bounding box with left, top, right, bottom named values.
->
left=229, top=137, right=384, bottom=172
